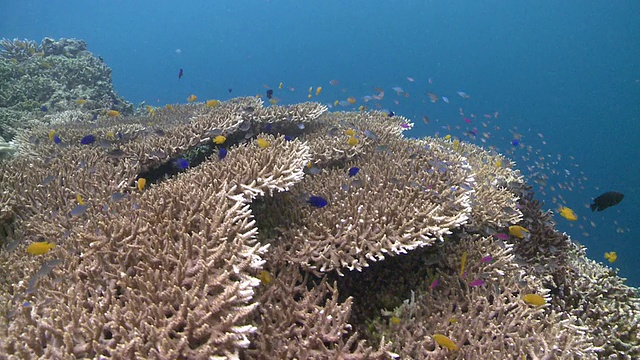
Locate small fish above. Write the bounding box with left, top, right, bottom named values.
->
left=279, top=82, right=283, bottom=89
left=459, top=251, right=467, bottom=277
left=468, top=279, right=485, bottom=287
left=257, top=138, right=270, bottom=149
left=508, top=225, right=530, bottom=239
left=429, top=278, right=438, bottom=290
left=344, top=129, right=356, bottom=136
left=40, top=105, right=48, bottom=112
left=76, top=194, right=85, bottom=206
left=106, top=110, right=120, bottom=117
left=228, top=88, right=233, bottom=93
left=432, top=334, right=458, bottom=351
left=590, top=191, right=624, bottom=212
left=178, top=68, right=183, bottom=79
left=206, top=99, right=220, bottom=108
left=604, top=251, right=617, bottom=263
left=347, top=96, right=356, bottom=104
left=213, top=135, right=226, bottom=144
left=347, top=137, right=359, bottom=146
left=258, top=270, right=272, bottom=285
left=26, top=242, right=55, bottom=255
left=307, top=196, right=328, bottom=208
left=390, top=316, right=401, bottom=325
left=40, top=175, right=56, bottom=186
left=511, top=139, right=519, bottom=146
left=266, top=89, right=273, bottom=99
left=493, top=233, right=509, bottom=240
left=558, top=206, right=578, bottom=221
left=422, top=115, right=430, bottom=124
left=75, top=99, right=87, bottom=105
left=456, top=91, right=470, bottom=99
left=106, top=148, right=126, bottom=159
left=363, top=130, right=378, bottom=140
left=348, top=167, right=360, bottom=177
left=175, top=158, right=189, bottom=170
left=137, top=178, right=146, bottom=191
left=187, top=95, right=197, bottom=102
left=479, top=255, right=493, bottom=263
left=442, top=96, right=449, bottom=103
left=218, top=147, right=228, bottom=160
left=111, top=192, right=126, bottom=202
left=70, top=204, right=88, bottom=217
left=522, top=293, right=546, bottom=306
left=80, top=135, right=96, bottom=145
left=315, top=87, right=322, bottom=96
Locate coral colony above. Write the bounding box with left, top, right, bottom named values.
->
left=0, top=38, right=639, bottom=359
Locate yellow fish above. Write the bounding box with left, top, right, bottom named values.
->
left=432, top=334, right=458, bottom=351
left=258, top=270, right=272, bottom=285
left=558, top=206, right=578, bottom=221
left=307, top=94, right=312, bottom=99
left=206, top=99, right=220, bottom=108
left=75, top=99, right=87, bottom=105
left=278, top=82, right=283, bottom=89
left=213, top=135, right=226, bottom=145
left=76, top=194, right=85, bottom=206
left=347, top=137, right=359, bottom=146
left=390, top=316, right=401, bottom=325
left=508, top=225, right=530, bottom=239
left=165, top=104, right=174, bottom=111
left=453, top=139, right=460, bottom=151
left=48, top=130, right=56, bottom=142
left=315, top=86, right=322, bottom=96
left=137, top=178, right=146, bottom=191
left=459, top=251, right=467, bottom=277
left=344, top=129, right=356, bottom=136
left=495, top=159, right=503, bottom=168
left=522, top=293, right=546, bottom=306
left=145, top=105, right=155, bottom=115
left=257, top=138, right=270, bottom=149
left=106, top=110, right=120, bottom=117
left=444, top=134, right=451, bottom=140
left=27, top=242, right=55, bottom=255
left=334, top=100, right=339, bottom=107
left=347, top=96, right=356, bottom=104
left=187, top=94, right=197, bottom=102
left=604, top=251, right=617, bottom=263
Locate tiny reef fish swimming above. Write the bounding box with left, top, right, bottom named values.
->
left=178, top=68, right=183, bottom=80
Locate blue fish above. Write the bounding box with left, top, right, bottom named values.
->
left=511, top=139, right=519, bottom=146
left=348, top=167, right=360, bottom=177
left=80, top=135, right=96, bottom=145
left=40, top=105, right=48, bottom=112
left=175, top=158, right=189, bottom=170
left=53, top=135, right=61, bottom=144
left=284, top=135, right=294, bottom=141
left=178, top=68, right=184, bottom=80
left=307, top=196, right=328, bottom=208
left=92, top=113, right=98, bottom=121
left=70, top=204, right=88, bottom=217
left=218, top=147, right=228, bottom=160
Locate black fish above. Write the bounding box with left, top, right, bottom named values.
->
left=228, top=88, right=233, bottom=93
left=266, top=89, right=273, bottom=99
left=590, top=191, right=624, bottom=212
left=178, top=68, right=183, bottom=80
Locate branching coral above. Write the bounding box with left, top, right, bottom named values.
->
left=0, top=47, right=638, bottom=358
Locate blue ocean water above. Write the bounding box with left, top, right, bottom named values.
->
left=2, top=1, right=639, bottom=285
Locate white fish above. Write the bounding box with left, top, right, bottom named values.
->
left=442, top=96, right=449, bottom=103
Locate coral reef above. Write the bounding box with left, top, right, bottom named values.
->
left=0, top=45, right=638, bottom=358
left=0, top=37, right=132, bottom=143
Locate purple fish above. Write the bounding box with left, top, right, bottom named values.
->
left=480, top=255, right=493, bottom=263
left=493, top=233, right=509, bottom=240
left=468, top=279, right=485, bottom=287
left=429, top=279, right=439, bottom=290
